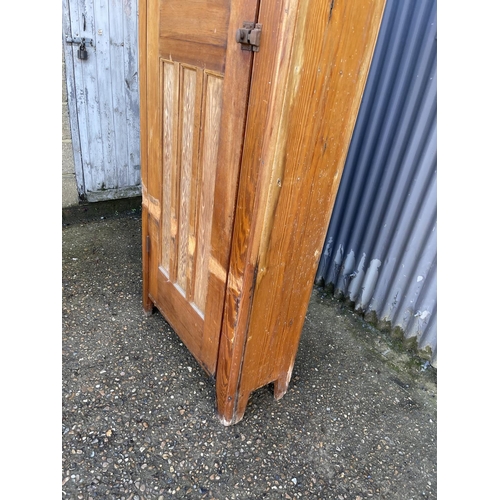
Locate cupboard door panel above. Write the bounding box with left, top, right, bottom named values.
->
left=140, top=0, right=259, bottom=374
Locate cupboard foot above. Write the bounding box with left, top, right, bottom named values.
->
left=216, top=391, right=250, bottom=426
left=143, top=297, right=153, bottom=316
left=274, top=368, right=293, bottom=400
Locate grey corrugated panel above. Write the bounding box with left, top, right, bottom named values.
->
left=316, top=0, right=437, bottom=365
left=405, top=254, right=437, bottom=350
left=373, top=113, right=436, bottom=317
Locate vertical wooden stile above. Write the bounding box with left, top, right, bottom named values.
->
left=199, top=0, right=261, bottom=373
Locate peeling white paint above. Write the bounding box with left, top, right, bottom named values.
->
left=414, top=310, right=430, bottom=320
left=348, top=253, right=366, bottom=300
left=334, top=244, right=344, bottom=266
left=343, top=250, right=356, bottom=277
left=360, top=258, right=382, bottom=309
left=323, top=236, right=334, bottom=257
left=219, top=416, right=233, bottom=427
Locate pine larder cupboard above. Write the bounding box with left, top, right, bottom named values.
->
left=139, top=0, right=386, bottom=425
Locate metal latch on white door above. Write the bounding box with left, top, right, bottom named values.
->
left=65, top=36, right=94, bottom=60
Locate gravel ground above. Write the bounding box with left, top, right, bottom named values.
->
left=62, top=211, right=437, bottom=499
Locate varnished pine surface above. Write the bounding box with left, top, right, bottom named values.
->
left=140, top=0, right=258, bottom=376
left=217, top=0, right=386, bottom=424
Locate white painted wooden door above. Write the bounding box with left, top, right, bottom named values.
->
left=63, top=0, right=141, bottom=202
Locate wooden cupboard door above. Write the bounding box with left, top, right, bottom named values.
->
left=140, top=0, right=259, bottom=375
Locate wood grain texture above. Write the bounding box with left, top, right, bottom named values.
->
left=140, top=0, right=384, bottom=425
left=148, top=212, right=160, bottom=303
left=216, top=0, right=303, bottom=425
left=140, top=0, right=259, bottom=378
left=159, top=0, right=229, bottom=73
left=158, top=39, right=227, bottom=74
left=200, top=0, right=260, bottom=376
left=145, top=0, right=161, bottom=205
left=185, top=67, right=204, bottom=304
left=156, top=270, right=204, bottom=365
left=159, top=0, right=229, bottom=46
left=216, top=0, right=386, bottom=424
left=161, top=61, right=179, bottom=279
left=159, top=63, right=224, bottom=306
left=193, top=72, right=223, bottom=312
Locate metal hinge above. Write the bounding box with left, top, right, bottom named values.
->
left=236, top=22, right=262, bottom=52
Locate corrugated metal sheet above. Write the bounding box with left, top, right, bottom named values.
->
left=316, top=0, right=437, bottom=366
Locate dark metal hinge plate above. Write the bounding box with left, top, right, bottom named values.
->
left=236, top=22, right=262, bottom=52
